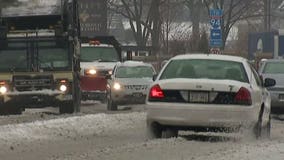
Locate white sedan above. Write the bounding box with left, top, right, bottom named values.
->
left=146, top=54, right=275, bottom=139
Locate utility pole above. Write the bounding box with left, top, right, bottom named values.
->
left=264, top=0, right=271, bottom=31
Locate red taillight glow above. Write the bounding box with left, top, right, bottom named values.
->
left=234, top=87, right=252, bottom=105
left=149, top=84, right=164, bottom=99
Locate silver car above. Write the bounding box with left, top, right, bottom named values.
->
left=259, top=59, right=284, bottom=113
left=106, top=61, right=156, bottom=111
left=146, top=54, right=275, bottom=139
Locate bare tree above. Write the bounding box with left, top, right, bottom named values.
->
left=108, top=0, right=157, bottom=47
left=203, top=0, right=263, bottom=49
left=0, top=0, right=19, bottom=9
left=184, top=0, right=205, bottom=51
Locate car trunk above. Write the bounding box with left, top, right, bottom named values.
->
left=149, top=78, right=251, bottom=105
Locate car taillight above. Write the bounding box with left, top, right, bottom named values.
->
left=149, top=84, right=164, bottom=99
left=234, top=87, right=252, bottom=105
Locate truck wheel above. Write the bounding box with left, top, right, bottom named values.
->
left=0, top=106, right=23, bottom=115
left=59, top=101, right=75, bottom=114
left=11, top=107, right=23, bottom=115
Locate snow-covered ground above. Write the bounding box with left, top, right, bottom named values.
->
left=0, top=104, right=284, bottom=160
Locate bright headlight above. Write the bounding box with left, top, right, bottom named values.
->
left=59, top=84, right=67, bottom=92
left=113, top=82, right=121, bottom=90
left=86, top=69, right=97, bottom=75
left=0, top=86, right=7, bottom=94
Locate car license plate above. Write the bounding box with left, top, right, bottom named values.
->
left=189, top=92, right=209, bottom=103
left=279, top=94, right=284, bottom=100
left=133, top=92, right=143, bottom=97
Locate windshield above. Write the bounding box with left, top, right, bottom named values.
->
left=0, top=42, right=28, bottom=72
left=80, top=47, right=119, bottom=62
left=263, top=62, right=284, bottom=74
left=0, top=40, right=70, bottom=72
left=38, top=42, right=70, bottom=71
left=116, top=66, right=154, bottom=78
left=160, top=59, right=248, bottom=83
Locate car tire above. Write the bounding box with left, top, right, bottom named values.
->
left=161, top=128, right=178, bottom=138
left=261, top=115, right=271, bottom=139
left=147, top=123, right=162, bottom=139
left=253, top=119, right=261, bottom=139
left=253, top=107, right=270, bottom=139
left=107, top=92, right=117, bottom=111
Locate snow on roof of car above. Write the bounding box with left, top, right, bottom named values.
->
left=118, top=61, right=153, bottom=67
left=263, top=58, right=284, bottom=62
left=172, top=54, right=247, bottom=62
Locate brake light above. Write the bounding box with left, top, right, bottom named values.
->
left=89, top=40, right=100, bottom=45
left=149, top=84, right=164, bottom=99
left=234, top=87, right=252, bottom=105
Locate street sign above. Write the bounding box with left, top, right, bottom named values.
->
left=210, top=29, right=222, bottom=40
left=209, top=9, right=223, bottom=48
left=210, top=39, right=223, bottom=47
left=210, top=19, right=221, bottom=29
left=210, top=9, right=223, bottom=19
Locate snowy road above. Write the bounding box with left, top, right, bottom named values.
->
left=0, top=102, right=284, bottom=160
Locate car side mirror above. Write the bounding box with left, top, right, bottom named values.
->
left=264, top=78, right=276, bottom=88
left=105, top=74, right=112, bottom=80
left=153, top=74, right=158, bottom=81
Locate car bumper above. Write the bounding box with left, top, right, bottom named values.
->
left=270, top=91, right=284, bottom=108
left=0, top=90, right=72, bottom=108
left=146, top=102, right=259, bottom=129
left=111, top=91, right=147, bottom=105
left=81, top=91, right=106, bottom=101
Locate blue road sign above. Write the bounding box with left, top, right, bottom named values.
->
left=210, top=9, right=223, bottom=48
left=210, top=29, right=222, bottom=40
left=210, top=39, right=223, bottom=47
left=210, top=9, right=223, bottom=18
left=210, top=19, right=221, bottom=29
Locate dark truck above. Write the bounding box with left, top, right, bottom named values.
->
left=0, top=0, right=81, bottom=114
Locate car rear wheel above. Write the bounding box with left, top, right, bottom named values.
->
left=253, top=108, right=270, bottom=139
left=161, top=128, right=178, bottom=138
left=147, top=123, right=162, bottom=139
left=261, top=115, right=271, bottom=139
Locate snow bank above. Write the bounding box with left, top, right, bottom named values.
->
left=195, top=140, right=284, bottom=160
left=0, top=112, right=146, bottom=143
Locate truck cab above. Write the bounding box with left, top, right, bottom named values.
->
left=80, top=37, right=121, bottom=102
left=0, top=0, right=81, bottom=114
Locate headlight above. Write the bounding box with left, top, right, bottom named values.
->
left=0, top=86, right=7, bottom=94
left=113, top=82, right=121, bottom=90
left=86, top=69, right=97, bottom=75
left=59, top=84, right=68, bottom=92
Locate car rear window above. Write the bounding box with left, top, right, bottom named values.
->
left=160, top=59, right=248, bottom=83
left=116, top=66, right=154, bottom=78
left=263, top=62, right=284, bottom=74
